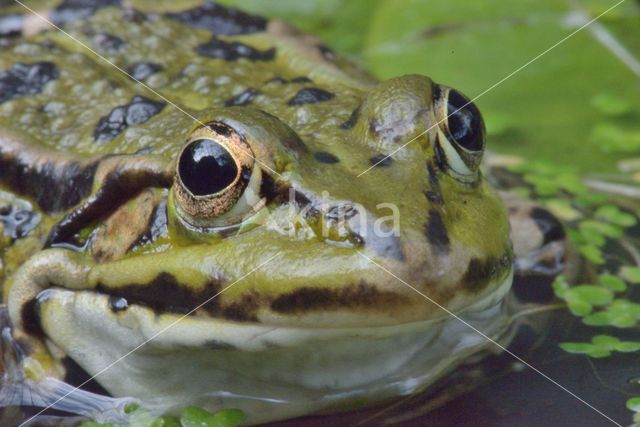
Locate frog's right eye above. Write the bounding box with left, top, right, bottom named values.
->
left=173, top=122, right=262, bottom=229
left=433, top=85, right=485, bottom=183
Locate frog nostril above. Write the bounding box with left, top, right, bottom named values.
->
left=530, top=207, right=565, bottom=245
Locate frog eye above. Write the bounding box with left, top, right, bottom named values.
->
left=434, top=86, right=485, bottom=182
left=173, top=122, right=262, bottom=229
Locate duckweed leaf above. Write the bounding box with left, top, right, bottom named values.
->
left=598, top=274, right=627, bottom=292
left=620, top=266, right=640, bottom=284
left=561, top=336, right=640, bottom=358
left=628, top=397, right=640, bottom=412
left=579, top=220, right=624, bottom=239
left=180, top=407, right=244, bottom=427
left=578, top=244, right=605, bottom=265
left=563, top=285, right=613, bottom=315
left=590, top=93, right=632, bottom=117
left=594, top=205, right=637, bottom=227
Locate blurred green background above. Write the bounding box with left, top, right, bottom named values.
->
left=220, top=0, right=640, bottom=174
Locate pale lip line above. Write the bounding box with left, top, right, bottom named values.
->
left=357, top=0, right=628, bottom=178
left=12, top=0, right=282, bottom=179
left=356, top=251, right=622, bottom=426
left=18, top=253, right=281, bottom=427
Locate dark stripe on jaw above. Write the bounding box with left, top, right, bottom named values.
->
left=270, top=282, right=407, bottom=314
left=424, top=208, right=449, bottom=255
left=95, top=272, right=224, bottom=316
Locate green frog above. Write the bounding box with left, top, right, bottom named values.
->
left=0, top=1, right=565, bottom=424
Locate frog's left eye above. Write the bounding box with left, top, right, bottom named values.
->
left=174, top=122, right=262, bottom=229
left=434, top=85, right=485, bottom=183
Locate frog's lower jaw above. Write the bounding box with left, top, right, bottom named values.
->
left=32, top=270, right=513, bottom=425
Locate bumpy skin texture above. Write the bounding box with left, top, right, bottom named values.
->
left=0, top=1, right=522, bottom=422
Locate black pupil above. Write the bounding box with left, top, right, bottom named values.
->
left=179, top=139, right=238, bottom=196
left=446, top=89, right=483, bottom=151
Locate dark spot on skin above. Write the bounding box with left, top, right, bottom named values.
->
left=21, top=298, right=45, bottom=338
left=369, top=154, right=392, bottom=167
left=61, top=356, right=111, bottom=395
left=224, top=88, right=258, bottom=107
left=270, top=282, right=407, bottom=314
left=316, top=44, right=336, bottom=61
left=314, top=151, right=339, bottom=164
left=424, top=208, right=449, bottom=255
left=291, top=76, right=312, bottom=83
left=128, top=62, right=162, bottom=81
left=91, top=33, right=125, bottom=52
left=287, top=88, right=335, bottom=106
left=0, top=62, right=59, bottom=104
left=51, top=0, right=121, bottom=25
left=340, top=106, right=360, bottom=130
left=463, top=252, right=512, bottom=293
left=94, top=96, right=165, bottom=143
left=0, top=203, right=39, bottom=239
left=95, top=272, right=223, bottom=316
left=530, top=207, right=565, bottom=245
left=196, top=37, right=275, bottom=61
left=109, top=296, right=128, bottom=312
left=165, top=2, right=267, bottom=35
left=0, top=148, right=98, bottom=213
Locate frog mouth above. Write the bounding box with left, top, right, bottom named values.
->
left=31, top=271, right=513, bottom=424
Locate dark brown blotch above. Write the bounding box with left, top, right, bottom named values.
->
left=424, top=208, right=449, bottom=255
left=224, top=88, right=258, bottom=107
left=314, top=151, right=340, bottom=164
left=196, top=37, right=275, bottom=61
left=288, top=88, right=335, bottom=106
left=165, top=2, right=267, bottom=35
left=369, top=154, right=393, bottom=167
left=463, top=252, right=512, bottom=293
